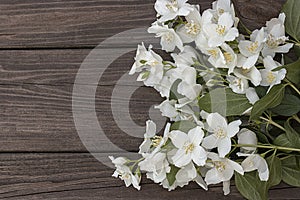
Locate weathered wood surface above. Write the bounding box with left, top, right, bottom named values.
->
left=0, top=0, right=297, bottom=199
left=0, top=153, right=299, bottom=200
left=0, top=0, right=285, bottom=49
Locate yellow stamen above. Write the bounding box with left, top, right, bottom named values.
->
left=214, top=161, right=226, bottom=172
left=241, top=68, right=251, bottom=74
left=223, top=52, right=233, bottom=63
left=267, top=72, right=276, bottom=84
left=166, top=0, right=178, bottom=11
left=184, top=143, right=195, bottom=154
left=152, top=136, right=163, bottom=147
left=247, top=41, right=259, bottom=53
left=208, top=49, right=218, bottom=58
left=218, top=8, right=225, bottom=15
left=185, top=20, right=201, bottom=36
left=215, top=128, right=226, bottom=138
left=164, top=32, right=174, bottom=42
left=216, top=25, right=226, bottom=35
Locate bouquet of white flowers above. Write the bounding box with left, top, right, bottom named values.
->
left=110, top=0, right=300, bottom=199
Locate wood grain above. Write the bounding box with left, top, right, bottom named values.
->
left=0, top=83, right=163, bottom=152
left=0, top=153, right=298, bottom=200
left=0, top=0, right=286, bottom=49
left=0, top=0, right=296, bottom=199
left=0, top=49, right=136, bottom=86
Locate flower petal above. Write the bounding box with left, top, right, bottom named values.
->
left=172, top=149, right=192, bottom=167
left=217, top=138, right=231, bottom=158
left=228, top=159, right=244, bottom=175
left=202, top=135, right=218, bottom=149
left=205, top=168, right=222, bottom=185
left=227, top=120, right=241, bottom=137
left=223, top=180, right=231, bottom=195
left=206, top=113, right=227, bottom=131
left=188, top=126, right=204, bottom=145
left=192, top=146, right=207, bottom=166
left=176, top=162, right=197, bottom=183
left=169, top=130, right=188, bottom=148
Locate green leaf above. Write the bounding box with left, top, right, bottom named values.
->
left=170, top=120, right=197, bottom=133
left=273, top=134, right=294, bottom=152
left=274, top=59, right=300, bottom=86
left=266, top=154, right=282, bottom=187
left=255, top=130, right=270, bottom=144
left=250, top=84, right=286, bottom=120
left=198, top=88, right=252, bottom=117
left=235, top=171, right=268, bottom=200
left=282, top=0, right=300, bottom=41
left=166, top=165, right=180, bottom=186
left=255, top=86, right=268, bottom=99
left=294, top=45, right=300, bottom=58
left=169, top=79, right=185, bottom=100
left=235, top=154, right=282, bottom=200
left=284, top=119, right=300, bottom=148
left=281, top=156, right=300, bottom=187
left=271, top=94, right=300, bottom=116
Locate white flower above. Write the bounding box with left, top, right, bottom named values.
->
left=176, top=162, right=208, bottom=190
left=154, top=67, right=178, bottom=98
left=129, top=43, right=164, bottom=87
left=139, top=152, right=171, bottom=183
left=241, top=154, right=269, bottom=181
left=203, top=12, right=239, bottom=47
left=205, top=153, right=244, bottom=194
left=196, top=38, right=237, bottom=74
left=148, top=22, right=184, bottom=52
left=176, top=7, right=213, bottom=44
left=139, top=120, right=157, bottom=154
left=238, top=28, right=266, bottom=63
left=202, top=113, right=242, bottom=158
left=221, top=43, right=238, bottom=74
left=155, top=0, right=194, bottom=23
left=109, top=156, right=141, bottom=190
left=260, top=56, right=286, bottom=88
left=110, top=156, right=128, bottom=167
left=234, top=55, right=262, bottom=86
left=155, top=100, right=180, bottom=119
left=237, top=129, right=269, bottom=181
left=245, top=87, right=259, bottom=105
left=262, top=13, right=293, bottom=58
left=155, top=99, right=199, bottom=122
left=177, top=67, right=202, bottom=100
left=177, top=7, right=203, bottom=43
left=205, top=46, right=226, bottom=68
left=170, top=126, right=207, bottom=167
left=227, top=75, right=249, bottom=94
left=172, top=45, right=198, bottom=68
left=211, top=0, right=239, bottom=26
left=237, top=128, right=258, bottom=152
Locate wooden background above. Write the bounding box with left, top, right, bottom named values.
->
left=0, top=0, right=299, bottom=199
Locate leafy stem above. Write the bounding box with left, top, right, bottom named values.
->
left=293, top=115, right=300, bottom=124
left=285, top=79, right=300, bottom=96
left=232, top=143, right=300, bottom=153
left=260, top=116, right=286, bottom=132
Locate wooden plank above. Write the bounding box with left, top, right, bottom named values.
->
left=0, top=153, right=298, bottom=199
left=0, top=49, right=165, bottom=152
left=0, top=0, right=285, bottom=49
left=0, top=49, right=137, bottom=86
left=0, top=82, right=163, bottom=152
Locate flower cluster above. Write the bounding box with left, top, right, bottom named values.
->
left=110, top=0, right=299, bottom=198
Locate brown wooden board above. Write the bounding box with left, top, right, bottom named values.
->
left=0, top=0, right=296, bottom=199
left=0, top=153, right=299, bottom=199
left=0, top=0, right=285, bottom=49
